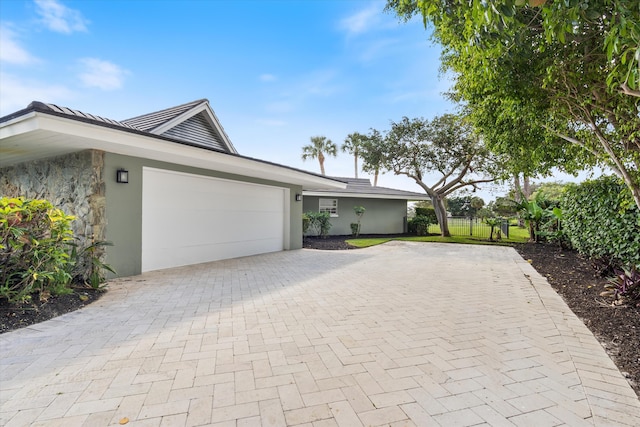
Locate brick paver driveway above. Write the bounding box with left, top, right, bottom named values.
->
left=1, top=242, right=639, bottom=426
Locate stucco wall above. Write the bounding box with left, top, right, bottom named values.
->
left=303, top=196, right=407, bottom=235
left=0, top=149, right=106, bottom=247
left=104, top=153, right=304, bottom=278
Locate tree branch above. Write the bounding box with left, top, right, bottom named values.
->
left=621, top=82, right=640, bottom=98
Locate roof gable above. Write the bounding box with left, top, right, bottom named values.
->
left=122, top=99, right=237, bottom=153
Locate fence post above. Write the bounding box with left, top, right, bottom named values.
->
left=501, top=220, right=509, bottom=239
left=469, top=217, right=473, bottom=236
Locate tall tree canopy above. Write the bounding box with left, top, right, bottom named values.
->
left=342, top=132, right=366, bottom=179
left=386, top=0, right=640, bottom=209
left=301, top=136, right=337, bottom=176
left=359, top=129, right=386, bottom=186
left=361, top=114, right=499, bottom=236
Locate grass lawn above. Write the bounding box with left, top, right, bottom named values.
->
left=346, top=226, right=530, bottom=248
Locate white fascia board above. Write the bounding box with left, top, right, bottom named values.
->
left=14, top=113, right=345, bottom=189
left=0, top=111, right=39, bottom=137
left=303, top=191, right=430, bottom=201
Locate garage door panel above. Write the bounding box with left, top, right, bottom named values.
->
left=142, top=168, right=286, bottom=272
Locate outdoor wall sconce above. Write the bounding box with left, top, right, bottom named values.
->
left=295, top=194, right=302, bottom=202
left=116, top=169, right=129, bottom=183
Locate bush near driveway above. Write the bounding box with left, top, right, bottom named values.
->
left=562, top=176, right=640, bottom=268
left=0, top=197, right=75, bottom=303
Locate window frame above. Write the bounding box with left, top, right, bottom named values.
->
left=319, top=198, right=339, bottom=217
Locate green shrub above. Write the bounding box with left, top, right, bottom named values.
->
left=415, top=207, right=438, bottom=224
left=66, top=240, right=115, bottom=289
left=302, top=213, right=310, bottom=234
left=352, top=206, right=366, bottom=237
left=0, top=197, right=75, bottom=303
left=305, top=211, right=332, bottom=238
left=562, top=176, right=640, bottom=268
left=408, top=215, right=432, bottom=236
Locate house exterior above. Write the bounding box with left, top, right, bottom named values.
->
left=0, top=99, right=345, bottom=277
left=303, top=177, right=430, bottom=235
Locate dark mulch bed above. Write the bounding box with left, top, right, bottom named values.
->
left=305, top=235, right=639, bottom=397
left=2, top=237, right=638, bottom=398
left=0, top=288, right=103, bottom=334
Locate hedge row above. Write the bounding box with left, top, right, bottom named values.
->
left=562, top=176, right=640, bottom=268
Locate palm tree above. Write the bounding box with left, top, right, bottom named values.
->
left=341, top=132, right=366, bottom=179
left=301, top=136, right=337, bottom=175
left=360, top=129, right=384, bottom=186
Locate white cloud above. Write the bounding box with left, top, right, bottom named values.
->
left=77, top=58, right=128, bottom=90
left=0, top=24, right=39, bottom=65
left=259, top=73, right=277, bottom=82
left=339, top=2, right=383, bottom=36
left=0, top=72, right=73, bottom=116
left=34, top=0, right=88, bottom=34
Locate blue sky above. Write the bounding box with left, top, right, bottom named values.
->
left=2, top=0, right=576, bottom=200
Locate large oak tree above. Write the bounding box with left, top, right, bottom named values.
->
left=362, top=114, right=499, bottom=236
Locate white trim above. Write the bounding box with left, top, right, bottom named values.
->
left=283, top=188, right=290, bottom=250
left=150, top=101, right=238, bottom=154
left=303, top=191, right=430, bottom=201
left=0, top=112, right=346, bottom=190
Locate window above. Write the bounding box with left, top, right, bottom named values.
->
left=319, top=199, right=338, bottom=217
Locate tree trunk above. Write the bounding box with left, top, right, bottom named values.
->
left=354, top=152, right=359, bottom=179
left=373, top=169, right=379, bottom=186
left=431, top=195, right=451, bottom=237
left=514, top=174, right=522, bottom=202
left=514, top=174, right=525, bottom=227
left=319, top=152, right=325, bottom=175
left=523, top=175, right=531, bottom=199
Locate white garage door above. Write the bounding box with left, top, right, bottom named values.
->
left=142, top=167, right=287, bottom=272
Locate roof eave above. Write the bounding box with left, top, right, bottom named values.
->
left=0, top=110, right=346, bottom=190
left=302, top=190, right=430, bottom=201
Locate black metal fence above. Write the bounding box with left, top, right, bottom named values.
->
left=428, top=217, right=510, bottom=239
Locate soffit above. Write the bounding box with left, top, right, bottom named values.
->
left=0, top=112, right=345, bottom=190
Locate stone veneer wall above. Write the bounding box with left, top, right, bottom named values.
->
left=0, top=150, right=106, bottom=261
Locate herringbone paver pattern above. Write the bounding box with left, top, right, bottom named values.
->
left=1, top=242, right=638, bottom=426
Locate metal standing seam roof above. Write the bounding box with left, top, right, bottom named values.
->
left=15, top=99, right=235, bottom=154
left=28, top=102, right=140, bottom=130
left=121, top=99, right=207, bottom=132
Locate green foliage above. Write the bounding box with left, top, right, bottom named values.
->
left=513, top=191, right=558, bottom=242
left=66, top=240, right=115, bottom=289
left=386, top=0, right=640, bottom=210
left=302, top=213, right=311, bottom=234
left=408, top=215, right=433, bottom=236
left=0, top=197, right=75, bottom=303
left=483, top=217, right=503, bottom=241
left=301, top=136, right=338, bottom=176
left=360, top=114, right=498, bottom=236
left=447, top=196, right=485, bottom=218
left=489, top=196, right=519, bottom=217
left=342, top=133, right=367, bottom=178
left=305, top=211, right=332, bottom=238
left=562, top=176, right=640, bottom=268
left=529, top=181, right=567, bottom=204
left=351, top=206, right=366, bottom=237
left=414, top=207, right=438, bottom=224
left=604, top=268, right=640, bottom=307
